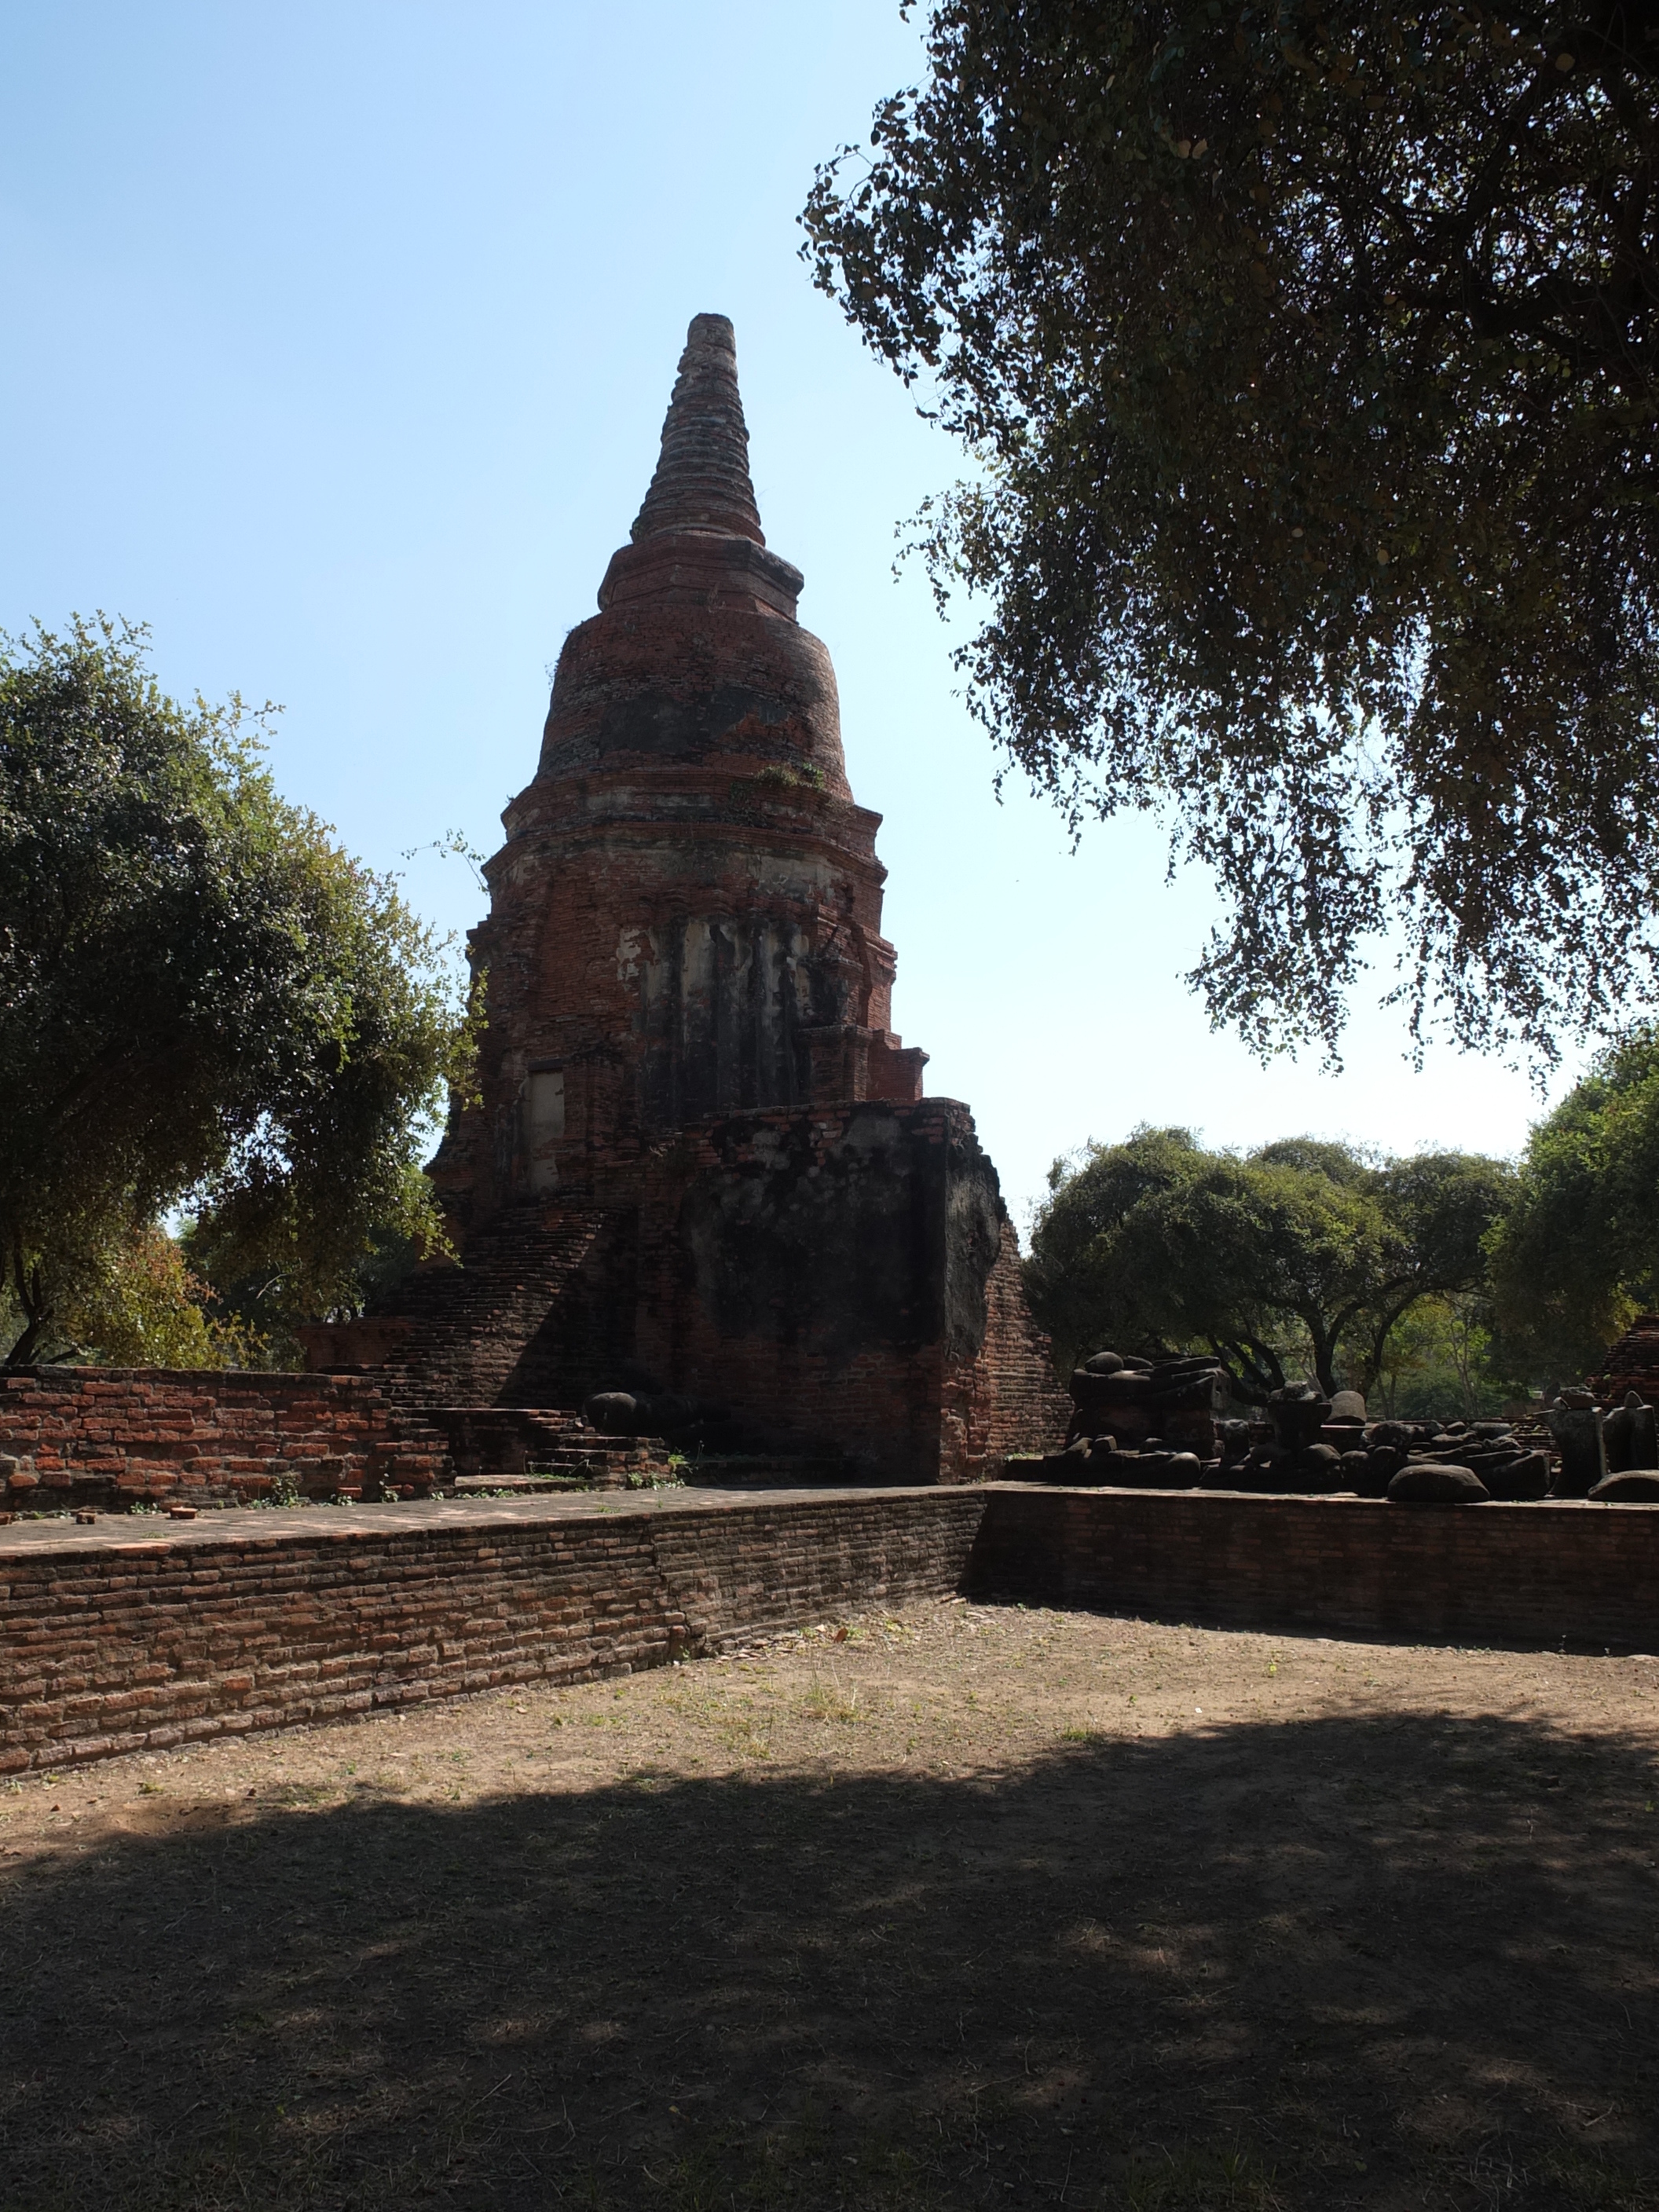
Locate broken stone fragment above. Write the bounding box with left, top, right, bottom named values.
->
left=1108, top=1450, right=1202, bottom=1489
left=1265, top=1386, right=1331, bottom=1452
left=1603, top=1390, right=1658, bottom=1473
left=1546, top=1401, right=1607, bottom=1496
left=1589, top=1469, right=1659, bottom=1501
left=1387, top=1463, right=1490, bottom=1503
left=1354, top=1445, right=1406, bottom=1497
left=1476, top=1452, right=1551, bottom=1501
left=1293, top=1442, right=1343, bottom=1492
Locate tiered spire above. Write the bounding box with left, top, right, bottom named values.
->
left=630, top=313, right=765, bottom=547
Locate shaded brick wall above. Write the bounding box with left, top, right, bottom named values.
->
left=628, top=1101, right=1065, bottom=1481
left=970, top=1487, right=1659, bottom=1650
left=364, top=1101, right=1068, bottom=1481
left=0, top=1368, right=447, bottom=1512
left=969, top=1228, right=1073, bottom=1470
left=0, top=1489, right=986, bottom=1773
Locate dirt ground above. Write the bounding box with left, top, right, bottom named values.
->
left=2, top=1601, right=1657, bottom=2212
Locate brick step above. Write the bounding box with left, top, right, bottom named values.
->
left=681, top=1454, right=860, bottom=1489
left=452, top=1472, right=620, bottom=1496
left=422, top=1404, right=672, bottom=1483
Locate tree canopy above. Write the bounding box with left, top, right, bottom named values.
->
left=804, top=2, right=1659, bottom=1060
left=1489, top=1024, right=1659, bottom=1382
left=1025, top=1126, right=1513, bottom=1397
left=32, top=1221, right=266, bottom=1371
left=0, top=619, right=471, bottom=1367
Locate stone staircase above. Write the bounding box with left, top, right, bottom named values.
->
left=423, top=1405, right=673, bottom=1491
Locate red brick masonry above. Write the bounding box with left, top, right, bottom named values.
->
left=0, top=1367, right=447, bottom=1510
left=0, top=1487, right=986, bottom=1773
left=972, top=1488, right=1659, bottom=1650
left=2, top=1485, right=1655, bottom=1774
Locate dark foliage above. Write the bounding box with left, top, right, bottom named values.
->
left=1026, top=1126, right=1512, bottom=1394
left=1490, top=1022, right=1659, bottom=1380
left=0, top=620, right=471, bottom=1364
left=805, top=2, right=1659, bottom=1060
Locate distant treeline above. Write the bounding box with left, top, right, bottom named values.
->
left=1025, top=1038, right=1659, bottom=1418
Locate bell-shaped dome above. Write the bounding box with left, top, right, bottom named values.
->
left=535, top=314, right=851, bottom=799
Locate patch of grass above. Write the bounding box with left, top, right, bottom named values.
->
left=1539, top=2142, right=1659, bottom=2210
left=1111, top=2143, right=1280, bottom=2210
left=800, top=1674, right=862, bottom=1725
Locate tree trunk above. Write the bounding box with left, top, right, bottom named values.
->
left=1309, top=1325, right=1340, bottom=1399
left=1211, top=1335, right=1285, bottom=1405
left=3, top=1242, right=50, bottom=1368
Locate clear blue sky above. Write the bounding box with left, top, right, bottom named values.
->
left=0, top=2, right=1575, bottom=1230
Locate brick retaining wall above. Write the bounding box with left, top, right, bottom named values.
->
left=0, top=1367, right=448, bottom=1511
left=970, top=1487, right=1659, bottom=1649
left=0, top=1488, right=985, bottom=1773
left=6, top=1484, right=1658, bottom=1776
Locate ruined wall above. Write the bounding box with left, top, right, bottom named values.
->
left=971, top=1487, right=1659, bottom=1649
left=971, top=1228, right=1075, bottom=1468
left=0, top=1368, right=447, bottom=1512
left=629, top=1097, right=1066, bottom=1481
left=6, top=1481, right=1659, bottom=1774
left=360, top=1098, right=1068, bottom=1478
left=1592, top=1314, right=1659, bottom=1404
left=0, top=1488, right=986, bottom=1773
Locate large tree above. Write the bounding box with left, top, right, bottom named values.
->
left=0, top=619, right=471, bottom=1367
left=1026, top=1127, right=1512, bottom=1396
left=1489, top=1024, right=1659, bottom=1382
left=804, top=2, right=1659, bottom=1060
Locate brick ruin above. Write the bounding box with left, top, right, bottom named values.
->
left=300, top=313, right=1065, bottom=1484
left=7, top=1481, right=1659, bottom=1774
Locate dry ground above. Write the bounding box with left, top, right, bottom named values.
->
left=2, top=1601, right=1657, bottom=2212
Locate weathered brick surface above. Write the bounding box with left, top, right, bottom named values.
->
left=0, top=1368, right=448, bottom=1510
left=0, top=1489, right=986, bottom=1772
left=5, top=1484, right=1659, bottom=1773
left=974, top=1227, right=1073, bottom=1467
left=969, top=1486, right=1659, bottom=1649
left=619, top=1101, right=1070, bottom=1481
left=430, top=315, right=921, bottom=1222
left=355, top=313, right=1065, bottom=1480
left=366, top=1102, right=1069, bottom=1481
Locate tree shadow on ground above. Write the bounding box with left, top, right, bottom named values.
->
left=2, top=1709, right=1657, bottom=2211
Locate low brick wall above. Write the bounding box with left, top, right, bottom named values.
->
left=0, top=1367, right=447, bottom=1511
left=970, top=1486, right=1659, bottom=1649
left=8, top=1484, right=1658, bottom=1775
left=0, top=1488, right=985, bottom=1773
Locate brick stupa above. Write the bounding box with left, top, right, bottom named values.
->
left=329, top=315, right=1063, bottom=1481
